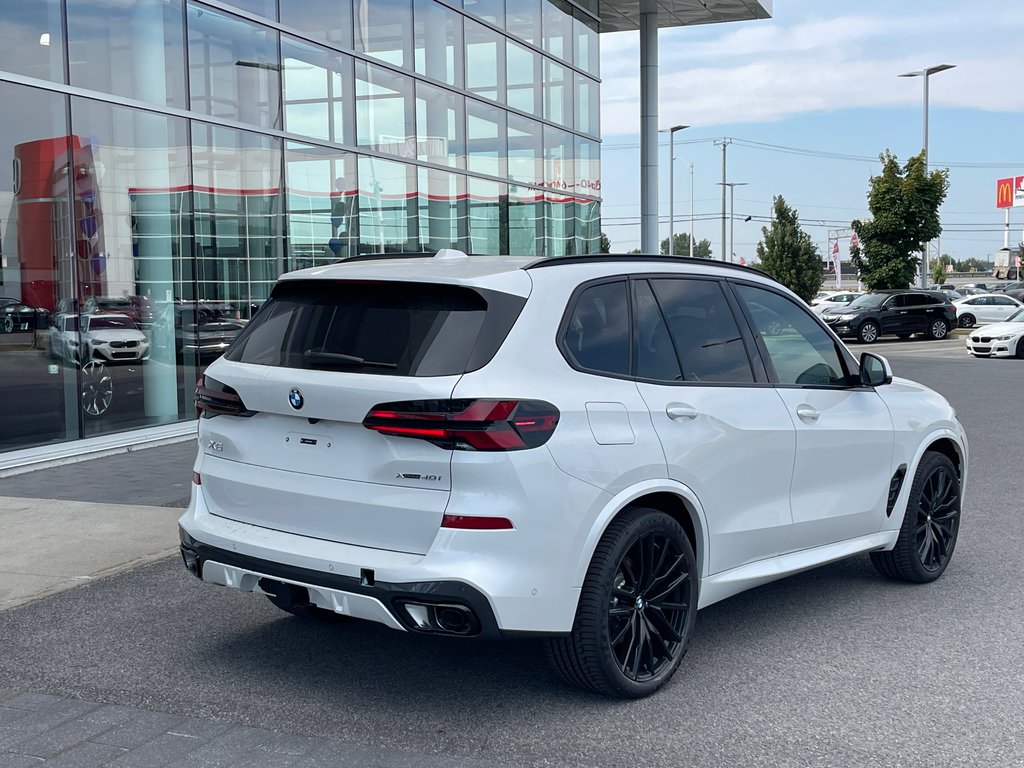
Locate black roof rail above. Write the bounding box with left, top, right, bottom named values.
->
left=333, top=251, right=437, bottom=264
left=523, top=254, right=766, bottom=277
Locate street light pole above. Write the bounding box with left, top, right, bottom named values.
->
left=660, top=125, right=689, bottom=255
left=689, top=163, right=695, bottom=259
left=718, top=181, right=748, bottom=263
left=899, top=63, right=955, bottom=287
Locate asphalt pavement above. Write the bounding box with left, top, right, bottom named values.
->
left=1, top=337, right=1022, bottom=767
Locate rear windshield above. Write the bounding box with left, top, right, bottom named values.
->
left=225, top=280, right=524, bottom=376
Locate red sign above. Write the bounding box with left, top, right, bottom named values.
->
left=997, top=177, right=1014, bottom=208
left=832, top=241, right=840, bottom=255
left=850, top=232, right=860, bottom=249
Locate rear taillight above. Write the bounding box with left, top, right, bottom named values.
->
left=363, top=399, right=559, bottom=451
left=195, top=375, right=255, bottom=418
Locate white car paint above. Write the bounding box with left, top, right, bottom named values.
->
left=952, top=293, right=1024, bottom=327
left=49, top=312, right=150, bottom=363
left=178, top=253, right=968, bottom=639
left=965, top=310, right=1024, bottom=358
left=810, top=291, right=862, bottom=314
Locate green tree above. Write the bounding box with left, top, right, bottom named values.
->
left=755, top=195, right=823, bottom=302
left=850, top=150, right=950, bottom=289
left=659, top=232, right=713, bottom=259
left=599, top=231, right=612, bottom=253
left=930, top=259, right=947, bottom=286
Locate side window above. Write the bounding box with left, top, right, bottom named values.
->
left=994, top=296, right=1015, bottom=306
left=734, top=284, right=848, bottom=387
left=882, top=295, right=902, bottom=309
left=649, top=278, right=754, bottom=383
left=633, top=280, right=681, bottom=382
left=563, top=280, right=630, bottom=376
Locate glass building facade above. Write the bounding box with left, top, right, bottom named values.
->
left=0, top=0, right=601, bottom=455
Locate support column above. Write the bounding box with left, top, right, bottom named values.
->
left=639, top=1, right=658, bottom=254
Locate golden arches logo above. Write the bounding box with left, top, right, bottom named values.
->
left=997, top=178, right=1014, bottom=208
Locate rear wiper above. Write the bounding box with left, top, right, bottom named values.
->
left=303, top=349, right=398, bottom=369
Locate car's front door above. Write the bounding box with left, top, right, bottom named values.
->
left=632, top=277, right=796, bottom=574
left=731, top=283, right=895, bottom=549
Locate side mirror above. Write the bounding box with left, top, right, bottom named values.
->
left=859, top=352, right=892, bottom=387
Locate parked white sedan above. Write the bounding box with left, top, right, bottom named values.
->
left=965, top=308, right=1024, bottom=358
left=49, top=312, right=150, bottom=364
left=953, top=293, right=1024, bottom=328
left=810, top=291, right=862, bottom=315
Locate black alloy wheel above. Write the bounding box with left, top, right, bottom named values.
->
left=547, top=508, right=697, bottom=698
left=870, top=452, right=960, bottom=583
left=958, top=313, right=976, bottom=329
left=929, top=319, right=950, bottom=340
left=858, top=321, right=879, bottom=344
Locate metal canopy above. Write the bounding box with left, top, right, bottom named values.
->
left=599, top=0, right=772, bottom=33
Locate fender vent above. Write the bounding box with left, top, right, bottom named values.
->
left=886, top=465, right=908, bottom=517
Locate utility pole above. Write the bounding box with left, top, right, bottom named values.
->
left=689, top=163, right=695, bottom=259
left=718, top=181, right=748, bottom=263
left=714, top=139, right=732, bottom=262
left=660, top=125, right=689, bottom=255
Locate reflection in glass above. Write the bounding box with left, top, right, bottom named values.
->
left=218, top=0, right=277, bottom=20
left=415, top=82, right=465, bottom=168
left=467, top=99, right=506, bottom=178
left=188, top=3, right=281, bottom=130
left=465, top=18, right=504, bottom=103
left=70, top=96, right=194, bottom=436
left=546, top=191, right=575, bottom=257
left=506, top=0, right=540, bottom=45
left=356, top=61, right=416, bottom=157
left=544, top=125, right=574, bottom=192
left=575, top=73, right=599, bottom=136
left=413, top=0, right=463, bottom=88
left=506, top=41, right=539, bottom=115
left=191, top=123, right=283, bottom=328
left=286, top=142, right=357, bottom=268
left=282, top=36, right=352, bottom=144
left=573, top=10, right=599, bottom=76
left=354, top=0, right=412, bottom=68
left=544, top=58, right=572, bottom=128
left=0, top=83, right=73, bottom=452
left=418, top=168, right=469, bottom=252
left=577, top=199, right=601, bottom=254
left=358, top=156, right=417, bottom=253
left=508, top=186, right=543, bottom=256
left=0, top=0, right=65, bottom=83
left=468, top=177, right=507, bottom=255
left=576, top=136, right=600, bottom=196
left=67, top=0, right=186, bottom=108
left=464, top=0, right=503, bottom=25
left=542, top=0, right=573, bottom=62
left=508, top=114, right=541, bottom=186
left=279, top=0, right=352, bottom=48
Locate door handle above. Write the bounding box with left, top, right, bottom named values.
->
left=666, top=403, right=699, bottom=421
left=898, top=311, right=908, bottom=314
left=795, top=404, right=820, bottom=423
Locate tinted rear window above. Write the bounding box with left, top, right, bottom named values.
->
left=225, top=280, right=522, bottom=376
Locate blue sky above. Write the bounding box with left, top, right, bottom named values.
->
left=597, top=0, right=1024, bottom=261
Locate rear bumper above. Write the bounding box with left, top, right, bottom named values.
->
left=179, top=527, right=505, bottom=637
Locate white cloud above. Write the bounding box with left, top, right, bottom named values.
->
left=599, top=4, right=1024, bottom=135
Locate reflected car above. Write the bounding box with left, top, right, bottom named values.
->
left=155, top=302, right=246, bottom=362
left=85, top=295, right=156, bottom=328
left=0, top=299, right=50, bottom=334
left=965, top=308, right=1024, bottom=358
left=49, top=312, right=150, bottom=364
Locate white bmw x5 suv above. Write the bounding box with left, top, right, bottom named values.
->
left=179, top=251, right=968, bottom=698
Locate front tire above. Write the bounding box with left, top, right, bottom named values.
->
left=858, top=321, right=879, bottom=344
left=547, top=508, right=697, bottom=698
left=1016, top=338, right=1024, bottom=359
left=870, top=452, right=961, bottom=583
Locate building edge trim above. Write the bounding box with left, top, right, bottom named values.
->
left=0, top=421, right=198, bottom=478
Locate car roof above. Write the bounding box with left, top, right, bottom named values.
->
left=279, top=252, right=784, bottom=297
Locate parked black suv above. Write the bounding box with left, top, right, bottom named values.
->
left=820, top=290, right=956, bottom=343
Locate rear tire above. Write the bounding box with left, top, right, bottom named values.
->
left=547, top=507, right=697, bottom=698
left=870, top=452, right=960, bottom=583
left=958, top=314, right=976, bottom=329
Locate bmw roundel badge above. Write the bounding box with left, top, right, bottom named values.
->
left=288, top=388, right=304, bottom=410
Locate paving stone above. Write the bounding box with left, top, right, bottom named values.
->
left=0, top=700, right=100, bottom=750
left=7, top=703, right=139, bottom=759
left=0, top=754, right=44, bottom=768
left=164, top=717, right=234, bottom=742
left=305, top=741, right=428, bottom=768
left=258, top=732, right=320, bottom=756
left=0, top=694, right=68, bottom=713
left=90, top=710, right=187, bottom=750
left=188, top=725, right=278, bottom=766
left=33, top=741, right=127, bottom=768
left=107, top=731, right=214, bottom=768
left=0, top=709, right=32, bottom=728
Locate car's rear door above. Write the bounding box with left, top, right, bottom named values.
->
left=632, top=277, right=796, bottom=574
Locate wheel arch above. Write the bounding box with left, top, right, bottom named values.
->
left=573, top=481, right=709, bottom=588
left=887, top=428, right=968, bottom=536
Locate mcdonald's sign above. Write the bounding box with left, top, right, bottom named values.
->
left=997, top=177, right=1014, bottom=208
